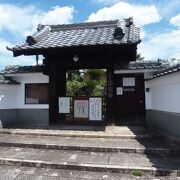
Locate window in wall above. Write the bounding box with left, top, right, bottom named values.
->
left=25, top=83, right=48, bottom=104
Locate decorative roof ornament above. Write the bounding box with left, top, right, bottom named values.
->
left=26, top=25, right=51, bottom=45
left=37, top=24, right=44, bottom=31
left=113, top=27, right=125, bottom=40
left=113, top=19, right=126, bottom=40
left=125, top=17, right=133, bottom=27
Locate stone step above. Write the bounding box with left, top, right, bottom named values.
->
left=0, top=165, right=178, bottom=180
left=0, top=146, right=179, bottom=176
left=0, top=127, right=152, bottom=139
left=0, top=133, right=178, bottom=156
left=0, top=141, right=179, bottom=156
left=0, top=158, right=178, bottom=177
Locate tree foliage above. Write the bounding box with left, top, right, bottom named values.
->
left=84, top=69, right=105, bottom=80
left=66, top=69, right=107, bottom=96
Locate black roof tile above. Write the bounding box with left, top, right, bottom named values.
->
left=115, top=61, right=169, bottom=71
left=2, top=61, right=179, bottom=81
left=1, top=65, right=44, bottom=74
left=146, top=63, right=180, bottom=80
left=10, top=18, right=140, bottom=56
left=0, top=75, right=20, bottom=85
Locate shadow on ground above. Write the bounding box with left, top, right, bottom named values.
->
left=128, top=126, right=180, bottom=176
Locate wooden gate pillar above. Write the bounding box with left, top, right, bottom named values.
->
left=49, top=66, right=66, bottom=124
left=49, top=65, right=58, bottom=124
left=107, top=68, right=115, bottom=124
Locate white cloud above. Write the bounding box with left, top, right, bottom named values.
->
left=40, top=6, right=74, bottom=24
left=0, top=4, right=75, bottom=69
left=0, top=39, right=36, bottom=70
left=87, top=2, right=161, bottom=27
left=0, top=4, right=74, bottom=36
left=138, top=29, right=180, bottom=60
left=170, top=13, right=180, bottom=27
left=0, top=4, right=35, bottom=33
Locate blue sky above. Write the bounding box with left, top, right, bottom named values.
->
left=0, top=0, right=180, bottom=69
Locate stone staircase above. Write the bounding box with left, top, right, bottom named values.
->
left=0, top=126, right=179, bottom=179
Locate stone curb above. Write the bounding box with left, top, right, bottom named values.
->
left=0, top=129, right=153, bottom=139
left=0, top=141, right=179, bottom=156
left=0, top=157, right=178, bottom=177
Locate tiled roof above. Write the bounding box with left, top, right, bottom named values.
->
left=146, top=63, right=180, bottom=80
left=0, top=75, right=20, bottom=85
left=1, top=65, right=44, bottom=74
left=115, top=61, right=169, bottom=71
left=2, top=61, right=169, bottom=75
left=10, top=18, right=140, bottom=56
left=2, top=62, right=179, bottom=80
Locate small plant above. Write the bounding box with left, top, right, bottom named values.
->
left=131, top=170, right=143, bottom=177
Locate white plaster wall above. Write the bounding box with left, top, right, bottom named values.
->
left=0, top=73, right=49, bottom=109
left=145, top=71, right=180, bottom=113
left=0, top=85, right=18, bottom=109
left=145, top=82, right=151, bottom=110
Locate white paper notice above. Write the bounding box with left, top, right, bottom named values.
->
left=89, top=98, right=102, bottom=121
left=74, top=100, right=89, bottom=118
left=116, top=87, right=123, bottom=95
left=59, top=97, right=70, bottom=113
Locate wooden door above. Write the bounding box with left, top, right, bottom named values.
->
left=114, top=74, right=145, bottom=126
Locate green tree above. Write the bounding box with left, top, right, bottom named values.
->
left=67, top=70, right=81, bottom=81
left=136, top=53, right=144, bottom=61
left=84, top=69, right=105, bottom=80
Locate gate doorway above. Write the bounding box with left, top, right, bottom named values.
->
left=58, top=69, right=107, bottom=125
left=114, top=73, right=146, bottom=126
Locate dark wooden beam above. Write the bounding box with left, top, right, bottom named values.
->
left=49, top=65, right=58, bottom=124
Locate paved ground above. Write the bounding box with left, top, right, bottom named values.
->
left=0, top=165, right=179, bottom=180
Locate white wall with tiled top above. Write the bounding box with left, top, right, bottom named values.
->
left=2, top=71, right=180, bottom=113
left=0, top=73, right=49, bottom=109
left=145, top=71, right=180, bottom=113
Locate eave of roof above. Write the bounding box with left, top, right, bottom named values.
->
left=12, top=43, right=138, bottom=57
